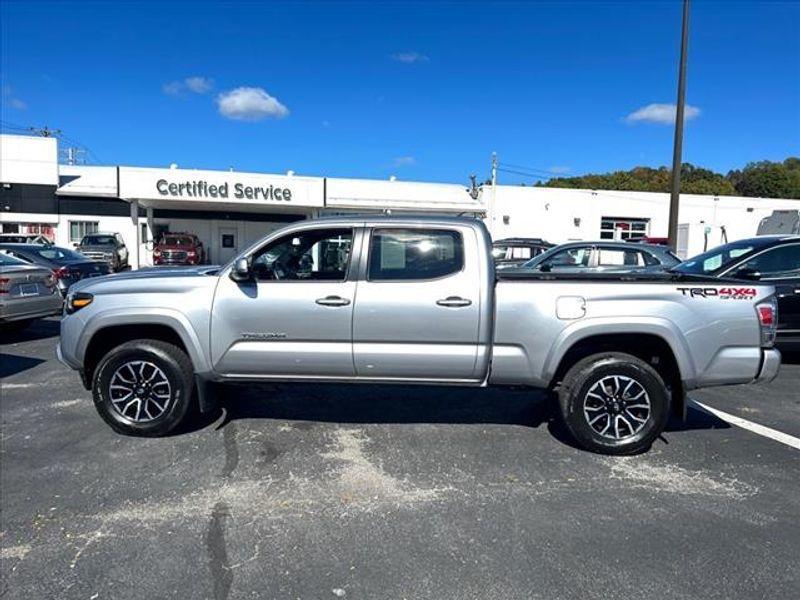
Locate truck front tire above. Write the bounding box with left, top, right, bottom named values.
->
left=557, top=352, right=670, bottom=455
left=92, top=339, right=195, bottom=437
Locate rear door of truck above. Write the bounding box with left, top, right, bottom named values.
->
left=352, top=224, right=484, bottom=380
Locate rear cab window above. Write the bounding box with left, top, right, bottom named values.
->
left=368, top=228, right=464, bottom=281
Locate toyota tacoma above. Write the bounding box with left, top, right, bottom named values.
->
left=57, top=216, right=781, bottom=454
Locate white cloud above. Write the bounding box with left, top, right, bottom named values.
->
left=548, top=165, right=571, bottom=174
left=163, top=76, right=214, bottom=96
left=393, top=156, right=416, bottom=167
left=2, top=87, right=26, bottom=110
left=391, top=51, right=429, bottom=64
left=625, top=103, right=700, bottom=125
left=184, top=76, right=214, bottom=94
left=322, top=120, right=331, bottom=128
left=216, top=87, right=289, bottom=121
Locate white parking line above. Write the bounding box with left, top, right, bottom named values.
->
left=690, top=399, right=800, bottom=451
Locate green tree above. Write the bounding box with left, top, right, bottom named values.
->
left=537, top=159, right=800, bottom=198
left=538, top=163, right=735, bottom=195
left=727, top=158, right=800, bottom=199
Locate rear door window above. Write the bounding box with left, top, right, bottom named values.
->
left=368, top=229, right=464, bottom=281
left=597, top=248, right=651, bottom=267
left=541, top=247, right=591, bottom=268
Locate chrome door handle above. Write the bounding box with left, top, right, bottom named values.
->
left=436, top=296, right=472, bottom=308
left=315, top=295, right=351, bottom=307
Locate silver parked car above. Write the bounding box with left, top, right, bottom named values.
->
left=503, top=240, right=681, bottom=273
left=0, top=253, right=62, bottom=332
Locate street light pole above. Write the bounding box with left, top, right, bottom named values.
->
left=667, top=0, right=690, bottom=252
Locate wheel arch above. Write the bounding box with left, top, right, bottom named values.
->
left=79, top=310, right=209, bottom=386
left=546, top=324, right=690, bottom=419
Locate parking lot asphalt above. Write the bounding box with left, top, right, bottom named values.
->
left=1, top=318, right=799, bottom=600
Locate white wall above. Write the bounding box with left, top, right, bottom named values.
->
left=0, top=135, right=58, bottom=185
left=326, top=176, right=485, bottom=213
left=487, top=185, right=800, bottom=256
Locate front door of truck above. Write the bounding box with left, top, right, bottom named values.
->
left=211, top=227, right=357, bottom=377
left=352, top=226, right=482, bottom=380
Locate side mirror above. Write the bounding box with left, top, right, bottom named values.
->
left=229, top=257, right=252, bottom=282
left=73, top=242, right=79, bottom=248
left=733, top=267, right=762, bottom=280
left=539, top=263, right=552, bottom=272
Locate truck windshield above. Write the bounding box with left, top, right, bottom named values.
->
left=81, top=235, right=116, bottom=246
left=672, top=241, right=757, bottom=275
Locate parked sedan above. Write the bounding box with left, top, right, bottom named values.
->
left=672, top=235, right=799, bottom=350
left=509, top=241, right=681, bottom=274
left=0, top=243, right=110, bottom=296
left=0, top=253, right=62, bottom=332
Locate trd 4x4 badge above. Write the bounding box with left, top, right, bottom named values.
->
left=677, top=287, right=757, bottom=299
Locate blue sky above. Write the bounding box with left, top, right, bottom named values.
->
left=1, top=1, right=798, bottom=185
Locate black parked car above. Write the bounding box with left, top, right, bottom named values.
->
left=672, top=235, right=800, bottom=350
left=0, top=243, right=110, bottom=296
left=510, top=241, right=681, bottom=274
left=492, top=238, right=555, bottom=268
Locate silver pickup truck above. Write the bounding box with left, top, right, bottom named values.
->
left=57, top=216, right=781, bottom=454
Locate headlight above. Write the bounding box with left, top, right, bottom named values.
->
left=66, top=292, right=93, bottom=314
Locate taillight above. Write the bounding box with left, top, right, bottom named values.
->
left=53, top=266, right=71, bottom=280
left=756, top=298, right=778, bottom=347
left=187, top=250, right=196, bottom=256
left=0, top=277, right=9, bottom=295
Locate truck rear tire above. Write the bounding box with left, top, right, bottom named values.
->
left=557, top=352, right=670, bottom=455
left=92, top=339, right=195, bottom=437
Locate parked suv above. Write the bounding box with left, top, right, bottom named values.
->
left=153, top=233, right=206, bottom=266
left=513, top=241, right=681, bottom=274
left=76, top=233, right=128, bottom=272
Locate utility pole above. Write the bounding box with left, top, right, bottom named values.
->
left=489, top=152, right=498, bottom=237
left=667, top=0, right=690, bottom=251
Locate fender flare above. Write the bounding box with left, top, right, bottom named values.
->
left=77, top=307, right=212, bottom=375
left=542, top=316, right=697, bottom=388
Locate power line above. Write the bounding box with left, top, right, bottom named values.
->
left=498, top=161, right=558, bottom=178
left=496, top=167, right=549, bottom=180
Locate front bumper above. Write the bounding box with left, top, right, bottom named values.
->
left=754, top=349, right=781, bottom=384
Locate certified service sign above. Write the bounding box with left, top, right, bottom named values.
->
left=118, top=166, right=324, bottom=208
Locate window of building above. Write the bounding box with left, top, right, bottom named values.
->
left=252, top=228, right=352, bottom=281
left=368, top=228, right=463, bottom=281
left=69, top=221, right=99, bottom=242
left=600, top=217, right=649, bottom=240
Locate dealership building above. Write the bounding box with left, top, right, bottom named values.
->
left=1, top=133, right=797, bottom=267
